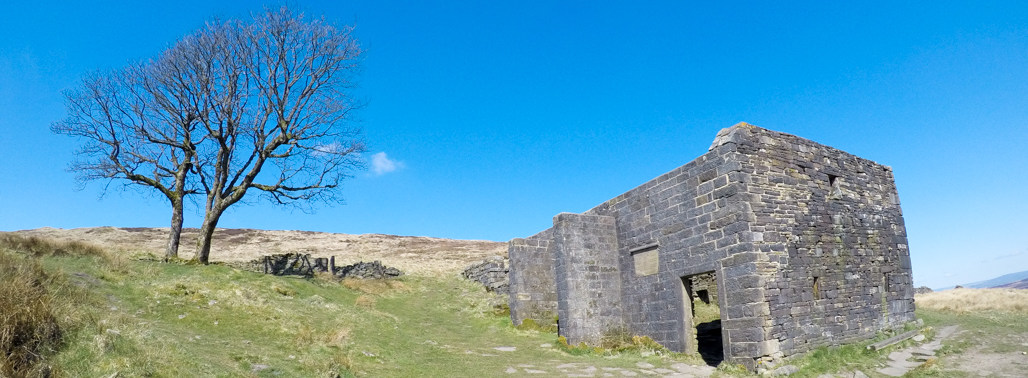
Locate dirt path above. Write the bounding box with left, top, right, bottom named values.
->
left=481, top=343, right=717, bottom=377
left=945, top=330, right=1028, bottom=377
left=876, top=325, right=958, bottom=377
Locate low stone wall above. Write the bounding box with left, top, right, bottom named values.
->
left=335, top=260, right=403, bottom=279
left=241, top=253, right=403, bottom=279
left=462, top=256, right=509, bottom=295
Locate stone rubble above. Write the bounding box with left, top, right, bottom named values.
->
left=461, top=256, right=510, bottom=294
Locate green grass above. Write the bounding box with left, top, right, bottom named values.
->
left=0, top=234, right=708, bottom=377
left=9, top=233, right=1022, bottom=377
left=691, top=298, right=721, bottom=325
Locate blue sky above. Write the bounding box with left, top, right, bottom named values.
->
left=1, top=1, right=1025, bottom=289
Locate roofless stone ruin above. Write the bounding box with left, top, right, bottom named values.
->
left=507, top=123, right=915, bottom=370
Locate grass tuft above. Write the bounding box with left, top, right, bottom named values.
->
left=0, top=251, right=62, bottom=377
left=355, top=295, right=376, bottom=308
left=341, top=277, right=408, bottom=295
left=515, top=318, right=557, bottom=333
left=555, top=328, right=672, bottom=357
left=0, top=233, right=108, bottom=258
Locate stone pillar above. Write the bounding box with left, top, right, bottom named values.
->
left=553, top=212, right=623, bottom=345
left=719, top=251, right=779, bottom=370
left=508, top=230, right=558, bottom=327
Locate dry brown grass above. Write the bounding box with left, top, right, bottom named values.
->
left=0, top=233, right=107, bottom=258
left=7, top=227, right=506, bottom=276
left=354, top=295, right=376, bottom=309
left=915, top=288, right=1028, bottom=313
left=342, top=278, right=408, bottom=295
left=0, top=251, right=62, bottom=377
left=324, top=327, right=351, bottom=347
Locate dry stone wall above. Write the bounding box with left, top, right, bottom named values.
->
left=461, top=256, right=510, bottom=295
left=242, top=253, right=403, bottom=279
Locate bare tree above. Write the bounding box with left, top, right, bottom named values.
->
left=190, top=7, right=364, bottom=264
left=51, top=37, right=209, bottom=260
left=54, top=7, right=364, bottom=264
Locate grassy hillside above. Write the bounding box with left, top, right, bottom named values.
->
left=3, top=233, right=1026, bottom=377
left=10, top=227, right=506, bottom=275
left=0, top=234, right=708, bottom=377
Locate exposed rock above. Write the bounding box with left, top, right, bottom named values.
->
left=462, top=256, right=509, bottom=294
left=772, top=365, right=799, bottom=376
left=914, top=286, right=933, bottom=294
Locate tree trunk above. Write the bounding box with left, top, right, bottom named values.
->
left=195, top=208, right=223, bottom=264
left=164, top=197, right=184, bottom=261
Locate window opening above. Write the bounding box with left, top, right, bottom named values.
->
left=828, top=174, right=842, bottom=198
left=813, top=276, right=822, bottom=300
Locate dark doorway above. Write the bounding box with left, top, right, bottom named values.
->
left=682, top=272, right=723, bottom=367
left=696, top=319, right=723, bottom=366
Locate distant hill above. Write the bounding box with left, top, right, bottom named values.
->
left=993, top=278, right=1028, bottom=289
left=955, top=270, right=1028, bottom=290
left=6, top=227, right=507, bottom=276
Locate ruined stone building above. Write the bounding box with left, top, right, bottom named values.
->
left=507, top=123, right=915, bottom=369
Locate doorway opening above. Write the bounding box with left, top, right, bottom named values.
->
left=682, top=271, right=722, bottom=366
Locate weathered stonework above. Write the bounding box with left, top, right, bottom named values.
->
left=462, top=256, right=510, bottom=295
left=508, top=123, right=915, bottom=369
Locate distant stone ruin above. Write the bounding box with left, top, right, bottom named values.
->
left=508, top=123, right=915, bottom=370
left=244, top=253, right=403, bottom=279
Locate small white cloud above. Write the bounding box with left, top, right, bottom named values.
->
left=313, top=142, right=343, bottom=155
left=371, top=152, right=403, bottom=175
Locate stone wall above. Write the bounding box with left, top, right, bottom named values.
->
left=462, top=256, right=510, bottom=295
left=581, top=137, right=753, bottom=354
left=241, top=253, right=403, bottom=279
left=689, top=272, right=718, bottom=304
left=508, top=229, right=557, bottom=326
left=552, top=213, right=623, bottom=345
left=723, top=125, right=915, bottom=359
left=506, top=123, right=916, bottom=370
